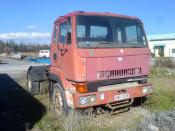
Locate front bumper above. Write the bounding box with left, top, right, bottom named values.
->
left=73, top=84, right=152, bottom=108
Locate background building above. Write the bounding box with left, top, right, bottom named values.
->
left=148, top=33, right=175, bottom=57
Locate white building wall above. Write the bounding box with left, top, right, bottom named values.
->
left=148, top=40, right=175, bottom=57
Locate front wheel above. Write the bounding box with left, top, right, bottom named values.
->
left=52, top=83, right=69, bottom=116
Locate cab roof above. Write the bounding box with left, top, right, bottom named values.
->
left=54, top=11, right=140, bottom=23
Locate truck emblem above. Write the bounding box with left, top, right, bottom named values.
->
left=118, top=57, right=123, bottom=61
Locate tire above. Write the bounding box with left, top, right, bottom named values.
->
left=52, top=83, right=69, bottom=116
left=27, top=72, right=40, bottom=95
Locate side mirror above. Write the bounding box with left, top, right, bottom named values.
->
left=66, top=32, right=71, bottom=44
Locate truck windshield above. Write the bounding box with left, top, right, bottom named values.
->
left=76, top=15, right=147, bottom=48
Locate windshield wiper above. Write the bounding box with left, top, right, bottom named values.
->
left=94, top=42, right=111, bottom=49
left=94, top=42, right=119, bottom=49
left=126, top=44, right=146, bottom=48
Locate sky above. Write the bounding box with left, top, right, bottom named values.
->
left=0, top=0, right=175, bottom=43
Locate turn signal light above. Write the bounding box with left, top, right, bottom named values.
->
left=75, top=83, right=88, bottom=93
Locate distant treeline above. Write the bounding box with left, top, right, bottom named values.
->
left=0, top=40, right=50, bottom=53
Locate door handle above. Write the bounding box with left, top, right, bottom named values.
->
left=58, top=48, right=68, bottom=56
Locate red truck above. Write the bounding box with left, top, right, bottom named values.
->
left=27, top=11, right=153, bottom=115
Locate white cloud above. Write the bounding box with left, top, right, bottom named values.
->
left=0, top=32, right=51, bottom=40
left=26, top=25, right=37, bottom=30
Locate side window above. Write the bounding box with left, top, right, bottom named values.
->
left=53, top=25, right=58, bottom=43
left=59, top=22, right=67, bottom=43
left=59, top=19, right=72, bottom=44
left=138, top=26, right=147, bottom=45
left=67, top=20, right=72, bottom=44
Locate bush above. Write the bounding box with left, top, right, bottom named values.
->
left=149, top=66, right=169, bottom=78
left=154, top=57, right=174, bottom=68
left=3, top=46, right=12, bottom=54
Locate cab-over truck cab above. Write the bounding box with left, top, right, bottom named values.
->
left=27, top=11, right=152, bottom=115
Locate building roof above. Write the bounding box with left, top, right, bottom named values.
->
left=147, top=33, right=175, bottom=41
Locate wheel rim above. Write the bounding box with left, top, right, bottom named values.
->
left=28, top=75, right=32, bottom=92
left=54, top=90, right=63, bottom=114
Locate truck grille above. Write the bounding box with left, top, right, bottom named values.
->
left=97, top=67, right=142, bottom=79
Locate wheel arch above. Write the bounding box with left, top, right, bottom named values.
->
left=48, top=73, right=66, bottom=101
left=49, top=73, right=64, bottom=88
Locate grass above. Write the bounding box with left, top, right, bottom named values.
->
left=144, top=66, right=175, bottom=111
left=28, top=94, right=145, bottom=131
left=30, top=107, right=146, bottom=131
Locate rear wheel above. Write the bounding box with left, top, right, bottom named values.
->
left=27, top=72, right=40, bottom=95
left=52, top=83, right=69, bottom=116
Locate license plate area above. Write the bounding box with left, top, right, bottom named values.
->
left=114, top=93, right=129, bottom=101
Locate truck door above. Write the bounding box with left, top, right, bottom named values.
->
left=58, top=18, right=73, bottom=76
left=50, top=23, right=62, bottom=68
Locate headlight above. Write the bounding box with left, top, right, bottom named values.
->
left=80, top=97, right=88, bottom=105
left=142, top=86, right=152, bottom=94
left=79, top=95, right=96, bottom=105
left=89, top=95, right=96, bottom=103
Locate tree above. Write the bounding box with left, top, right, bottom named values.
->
left=4, top=46, right=12, bottom=54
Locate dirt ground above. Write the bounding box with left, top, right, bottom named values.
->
left=0, top=57, right=46, bottom=79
